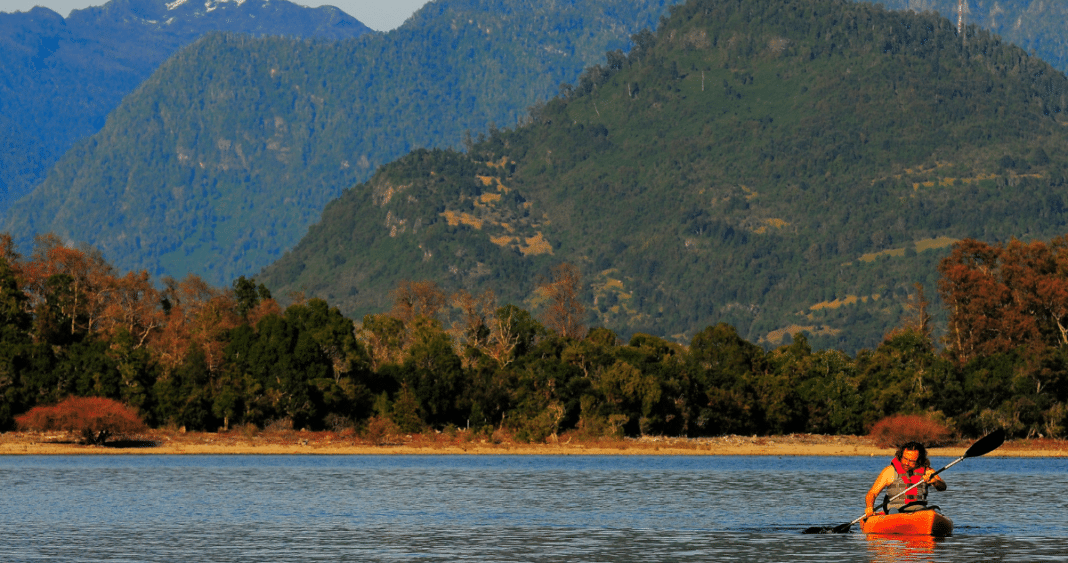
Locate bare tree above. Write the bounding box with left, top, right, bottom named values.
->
left=541, top=263, right=586, bottom=339
left=450, top=289, right=496, bottom=352
left=391, top=280, right=447, bottom=325
left=903, top=282, right=932, bottom=339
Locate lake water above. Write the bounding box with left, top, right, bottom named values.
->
left=1, top=454, right=1065, bottom=562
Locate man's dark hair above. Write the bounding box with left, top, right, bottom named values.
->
left=895, top=441, right=930, bottom=468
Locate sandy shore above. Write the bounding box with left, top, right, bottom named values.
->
left=2, top=430, right=1066, bottom=457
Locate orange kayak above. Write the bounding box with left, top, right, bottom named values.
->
left=861, top=510, right=953, bottom=537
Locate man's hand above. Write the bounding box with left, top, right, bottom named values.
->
left=923, top=468, right=947, bottom=491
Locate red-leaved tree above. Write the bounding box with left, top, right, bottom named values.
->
left=15, top=397, right=146, bottom=445
left=938, top=237, right=1068, bottom=363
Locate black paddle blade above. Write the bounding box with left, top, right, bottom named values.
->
left=964, top=428, right=1006, bottom=459
left=831, top=522, right=853, bottom=533
left=801, top=522, right=852, bottom=534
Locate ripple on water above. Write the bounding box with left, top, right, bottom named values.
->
left=1, top=455, right=1066, bottom=562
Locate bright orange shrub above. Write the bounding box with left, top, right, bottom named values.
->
left=869, top=414, right=955, bottom=448
left=15, top=396, right=146, bottom=445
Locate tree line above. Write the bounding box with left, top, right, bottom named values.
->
left=1, top=233, right=1066, bottom=440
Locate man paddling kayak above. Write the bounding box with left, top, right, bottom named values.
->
left=864, top=441, right=947, bottom=518
left=804, top=430, right=1003, bottom=534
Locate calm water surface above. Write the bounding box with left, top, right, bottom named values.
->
left=1, top=454, right=1065, bottom=562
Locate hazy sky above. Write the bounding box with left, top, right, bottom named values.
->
left=0, top=0, right=431, bottom=31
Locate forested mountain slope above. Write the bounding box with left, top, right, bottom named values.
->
left=0, top=0, right=370, bottom=211
left=261, top=0, right=1068, bottom=353
left=871, top=0, right=1068, bottom=73
left=2, top=0, right=682, bottom=286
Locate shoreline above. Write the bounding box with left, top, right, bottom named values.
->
left=3, top=431, right=1066, bottom=457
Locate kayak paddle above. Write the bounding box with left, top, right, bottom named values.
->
left=802, top=428, right=1006, bottom=534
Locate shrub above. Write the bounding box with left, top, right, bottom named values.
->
left=263, top=417, right=294, bottom=433
left=239, top=422, right=260, bottom=439
left=869, top=414, right=955, bottom=448
left=15, top=397, right=146, bottom=445
left=323, top=413, right=354, bottom=434
left=364, top=415, right=400, bottom=446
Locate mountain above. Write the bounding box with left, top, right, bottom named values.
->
left=2, top=0, right=683, bottom=285
left=0, top=0, right=371, bottom=210
left=871, top=0, right=1068, bottom=73
left=259, top=0, right=1068, bottom=354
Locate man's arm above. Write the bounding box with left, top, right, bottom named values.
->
left=864, top=466, right=895, bottom=517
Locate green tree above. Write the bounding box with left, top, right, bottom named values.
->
left=253, top=313, right=329, bottom=429
left=857, top=328, right=941, bottom=424
left=399, top=318, right=465, bottom=428
left=758, top=334, right=813, bottom=434
left=683, top=323, right=763, bottom=435
left=232, top=276, right=272, bottom=318
left=0, top=257, right=33, bottom=429
left=286, top=299, right=373, bottom=424
left=153, top=343, right=216, bottom=430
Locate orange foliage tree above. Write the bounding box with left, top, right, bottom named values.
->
left=449, top=289, right=500, bottom=365
left=938, top=237, right=1068, bottom=363
left=15, top=396, right=146, bottom=445
left=358, top=280, right=448, bottom=370
left=2, top=234, right=167, bottom=350
left=152, top=275, right=240, bottom=372
left=100, top=270, right=164, bottom=348
left=21, top=235, right=117, bottom=334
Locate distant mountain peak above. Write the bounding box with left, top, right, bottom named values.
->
left=66, top=0, right=369, bottom=33
left=0, top=0, right=372, bottom=212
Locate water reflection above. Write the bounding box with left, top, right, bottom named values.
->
left=865, top=534, right=941, bottom=563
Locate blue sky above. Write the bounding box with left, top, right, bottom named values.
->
left=0, top=0, right=430, bottom=31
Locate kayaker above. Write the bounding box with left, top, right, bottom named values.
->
left=864, top=441, right=947, bottom=518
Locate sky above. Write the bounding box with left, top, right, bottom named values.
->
left=0, top=0, right=430, bottom=31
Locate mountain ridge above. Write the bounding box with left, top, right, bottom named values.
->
left=259, top=0, right=1068, bottom=353
left=3, top=0, right=684, bottom=286
left=873, top=0, right=1068, bottom=73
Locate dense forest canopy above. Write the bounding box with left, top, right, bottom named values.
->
left=262, top=0, right=1068, bottom=354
